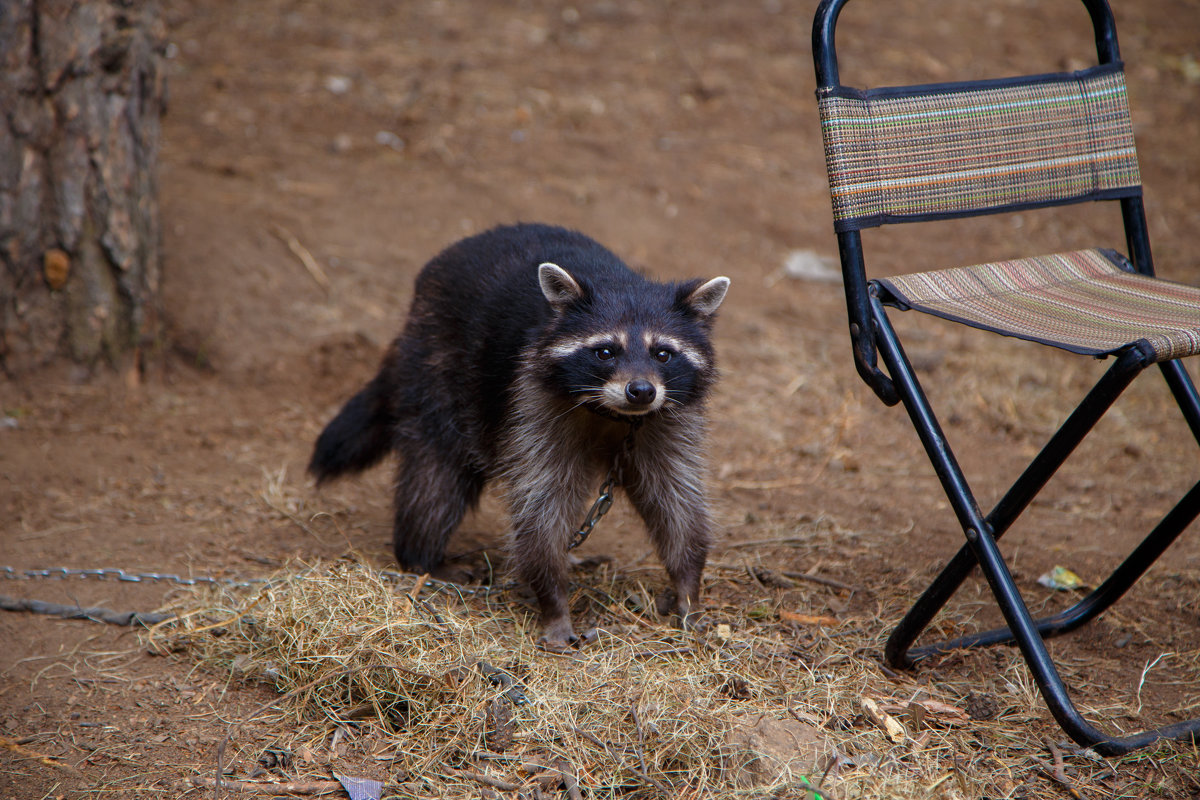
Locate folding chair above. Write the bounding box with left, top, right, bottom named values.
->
left=812, top=0, right=1200, bottom=755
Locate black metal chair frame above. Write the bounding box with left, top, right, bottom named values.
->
left=813, top=0, right=1200, bottom=756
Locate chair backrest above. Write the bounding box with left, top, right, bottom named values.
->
left=817, top=66, right=1141, bottom=232
left=811, top=0, right=1156, bottom=403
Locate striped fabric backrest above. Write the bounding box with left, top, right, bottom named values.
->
left=817, top=64, right=1142, bottom=232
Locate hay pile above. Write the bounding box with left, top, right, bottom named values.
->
left=147, top=558, right=1195, bottom=799
left=151, top=561, right=822, bottom=797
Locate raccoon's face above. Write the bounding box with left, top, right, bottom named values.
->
left=546, top=330, right=703, bottom=416
left=537, top=263, right=730, bottom=419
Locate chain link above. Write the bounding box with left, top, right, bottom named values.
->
left=569, top=419, right=641, bottom=551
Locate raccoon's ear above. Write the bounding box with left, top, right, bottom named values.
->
left=538, top=262, right=584, bottom=309
left=681, top=276, right=730, bottom=318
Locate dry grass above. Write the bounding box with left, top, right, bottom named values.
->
left=146, top=553, right=1200, bottom=799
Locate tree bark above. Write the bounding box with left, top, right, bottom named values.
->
left=0, top=0, right=165, bottom=376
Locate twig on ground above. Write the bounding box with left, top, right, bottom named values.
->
left=444, top=767, right=522, bottom=792
left=707, top=562, right=861, bottom=594
left=1135, top=652, right=1170, bottom=715
left=400, top=573, right=429, bottom=617
left=630, top=700, right=651, bottom=775
left=555, top=759, right=584, bottom=800
left=184, top=776, right=342, bottom=794
left=1034, top=738, right=1086, bottom=800
left=781, top=571, right=861, bottom=593
left=270, top=224, right=331, bottom=292
left=0, top=735, right=80, bottom=774
left=1043, top=737, right=1068, bottom=780
left=819, top=753, right=842, bottom=787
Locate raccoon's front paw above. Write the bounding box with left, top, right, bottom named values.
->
left=537, top=617, right=579, bottom=653
left=655, top=589, right=707, bottom=632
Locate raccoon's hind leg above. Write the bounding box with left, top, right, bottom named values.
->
left=391, top=438, right=485, bottom=574
left=624, top=426, right=713, bottom=630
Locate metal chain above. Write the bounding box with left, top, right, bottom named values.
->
left=0, top=565, right=268, bottom=588
left=1, top=564, right=503, bottom=599
left=0, top=595, right=177, bottom=627
left=568, top=419, right=641, bottom=551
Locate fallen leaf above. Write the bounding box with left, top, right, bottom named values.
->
left=878, top=698, right=969, bottom=724
left=1037, top=566, right=1087, bottom=591
left=780, top=610, right=840, bottom=626
left=862, top=697, right=906, bottom=743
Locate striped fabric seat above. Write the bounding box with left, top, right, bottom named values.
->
left=877, top=249, right=1200, bottom=363
left=818, top=65, right=1142, bottom=231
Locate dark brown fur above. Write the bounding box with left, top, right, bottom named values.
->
left=309, top=223, right=729, bottom=648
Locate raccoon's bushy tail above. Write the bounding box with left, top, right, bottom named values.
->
left=308, top=373, right=396, bottom=484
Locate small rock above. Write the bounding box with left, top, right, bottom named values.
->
left=374, top=130, right=405, bottom=151
left=724, top=713, right=829, bottom=788
left=783, top=249, right=841, bottom=283
left=324, top=75, right=352, bottom=95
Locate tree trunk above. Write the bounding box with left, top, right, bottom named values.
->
left=0, top=0, right=165, bottom=377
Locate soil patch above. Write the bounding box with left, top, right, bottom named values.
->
left=3, top=1, right=1198, bottom=797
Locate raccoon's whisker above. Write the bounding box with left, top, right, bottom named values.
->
left=550, top=395, right=599, bottom=423
left=560, top=397, right=595, bottom=415
left=569, top=389, right=604, bottom=401
left=661, top=388, right=686, bottom=403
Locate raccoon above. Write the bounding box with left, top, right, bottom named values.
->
left=309, top=223, right=729, bottom=649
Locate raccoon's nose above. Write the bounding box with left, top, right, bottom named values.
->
left=625, top=379, right=657, bottom=406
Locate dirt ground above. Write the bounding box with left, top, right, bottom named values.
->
left=2, top=0, right=1199, bottom=797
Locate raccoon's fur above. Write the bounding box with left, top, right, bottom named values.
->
left=309, top=223, right=729, bottom=648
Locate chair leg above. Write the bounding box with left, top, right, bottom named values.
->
left=966, top=509, right=1200, bottom=755
left=890, top=358, right=1200, bottom=666
left=884, top=345, right=1149, bottom=669
left=907, top=478, right=1200, bottom=657
left=868, top=291, right=1200, bottom=755
left=1160, top=358, right=1200, bottom=445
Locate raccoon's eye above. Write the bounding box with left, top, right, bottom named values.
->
left=595, top=347, right=616, bottom=361
left=654, top=348, right=673, bottom=363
